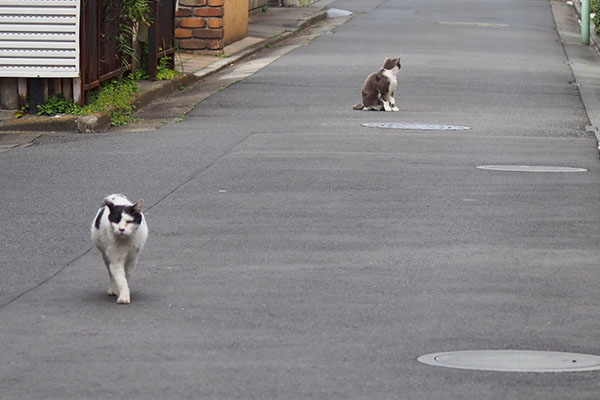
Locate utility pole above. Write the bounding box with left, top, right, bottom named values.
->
left=582, top=0, right=590, bottom=45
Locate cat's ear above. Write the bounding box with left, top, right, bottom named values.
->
left=104, top=199, right=115, bottom=210
left=133, top=199, right=144, bottom=213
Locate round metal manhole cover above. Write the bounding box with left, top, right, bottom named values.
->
left=418, top=350, right=600, bottom=372
left=361, top=122, right=471, bottom=131
left=476, top=165, right=588, bottom=173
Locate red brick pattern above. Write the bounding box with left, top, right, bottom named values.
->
left=176, top=0, right=224, bottom=53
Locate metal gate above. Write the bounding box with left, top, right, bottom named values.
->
left=148, top=0, right=176, bottom=80
left=79, top=0, right=126, bottom=100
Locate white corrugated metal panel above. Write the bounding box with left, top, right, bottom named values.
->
left=0, top=0, right=80, bottom=78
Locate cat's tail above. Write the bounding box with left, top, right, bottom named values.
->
left=353, top=103, right=364, bottom=110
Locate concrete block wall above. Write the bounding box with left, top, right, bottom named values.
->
left=0, top=78, right=18, bottom=109
left=175, top=0, right=225, bottom=53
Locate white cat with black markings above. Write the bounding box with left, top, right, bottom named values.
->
left=91, top=194, right=148, bottom=304
left=353, top=56, right=402, bottom=111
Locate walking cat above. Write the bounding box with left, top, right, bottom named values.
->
left=91, top=194, right=148, bottom=304
left=353, top=56, right=402, bottom=111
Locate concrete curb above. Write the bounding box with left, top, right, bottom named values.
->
left=0, top=114, right=78, bottom=133
left=0, top=8, right=328, bottom=135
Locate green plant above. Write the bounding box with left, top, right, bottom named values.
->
left=36, top=94, right=81, bottom=116
left=156, top=54, right=181, bottom=81
left=131, top=67, right=149, bottom=81
left=121, top=0, right=153, bottom=26
left=118, top=0, right=153, bottom=69
left=36, top=78, right=141, bottom=126
left=261, top=5, right=268, bottom=13
left=14, top=101, right=29, bottom=118
left=592, top=0, right=600, bottom=34
left=84, top=77, right=140, bottom=126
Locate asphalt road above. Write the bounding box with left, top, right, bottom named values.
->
left=2, top=0, right=600, bottom=398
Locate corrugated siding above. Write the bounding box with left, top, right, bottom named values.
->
left=0, top=0, right=79, bottom=78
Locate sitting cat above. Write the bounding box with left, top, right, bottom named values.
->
left=353, top=56, right=402, bottom=111
left=91, top=194, right=148, bottom=304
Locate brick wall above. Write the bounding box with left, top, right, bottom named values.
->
left=176, top=0, right=225, bottom=53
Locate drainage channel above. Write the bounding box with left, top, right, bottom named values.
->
left=361, top=122, right=471, bottom=131
left=418, top=350, right=600, bottom=373
left=476, top=165, right=588, bottom=173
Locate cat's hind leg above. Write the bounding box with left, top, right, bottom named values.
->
left=102, top=254, right=118, bottom=296
left=124, top=251, right=139, bottom=281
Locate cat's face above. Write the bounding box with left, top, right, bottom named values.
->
left=106, top=201, right=143, bottom=237
left=383, top=56, right=401, bottom=72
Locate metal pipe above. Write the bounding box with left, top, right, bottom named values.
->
left=582, top=0, right=590, bottom=45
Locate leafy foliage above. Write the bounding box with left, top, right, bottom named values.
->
left=14, top=101, right=29, bottom=119
left=592, top=0, right=600, bottom=34
left=84, top=77, right=140, bottom=126
left=36, top=95, right=81, bottom=116
left=37, top=77, right=140, bottom=126
left=121, top=0, right=153, bottom=26
left=118, top=0, right=153, bottom=69
left=156, top=55, right=181, bottom=81
left=131, top=67, right=150, bottom=81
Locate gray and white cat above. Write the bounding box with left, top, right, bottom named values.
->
left=353, top=56, right=402, bottom=111
left=91, top=194, right=148, bottom=304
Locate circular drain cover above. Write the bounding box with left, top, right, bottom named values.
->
left=362, top=122, right=471, bottom=131
left=476, top=165, right=588, bottom=173
left=418, top=350, right=600, bottom=372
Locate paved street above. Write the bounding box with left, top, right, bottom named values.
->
left=2, top=0, right=600, bottom=398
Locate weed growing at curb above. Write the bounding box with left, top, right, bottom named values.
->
left=85, top=77, right=140, bottom=126
left=37, top=76, right=140, bottom=126
left=36, top=95, right=80, bottom=116
left=14, top=102, right=29, bottom=119
left=156, top=55, right=181, bottom=81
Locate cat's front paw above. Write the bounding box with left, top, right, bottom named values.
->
left=107, top=288, right=118, bottom=296
left=392, top=106, right=400, bottom=112
left=116, top=294, right=131, bottom=304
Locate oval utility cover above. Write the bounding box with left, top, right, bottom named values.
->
left=418, top=350, right=600, bottom=372
left=362, top=122, right=471, bottom=131
left=476, top=165, right=588, bottom=173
